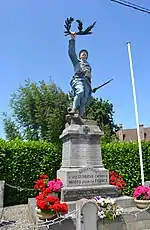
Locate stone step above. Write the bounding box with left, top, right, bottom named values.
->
left=116, top=195, right=135, bottom=208
left=122, top=206, right=150, bottom=221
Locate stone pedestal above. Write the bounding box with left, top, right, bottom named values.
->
left=57, top=115, right=118, bottom=211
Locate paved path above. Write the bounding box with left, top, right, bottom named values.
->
left=0, top=204, right=35, bottom=229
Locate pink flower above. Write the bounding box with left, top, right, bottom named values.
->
left=48, top=180, right=55, bottom=189
left=47, top=179, right=63, bottom=192
left=133, top=185, right=150, bottom=200
left=147, top=190, right=150, bottom=199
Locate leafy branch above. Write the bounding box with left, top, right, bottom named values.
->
left=64, top=17, right=74, bottom=36
left=64, top=17, right=96, bottom=36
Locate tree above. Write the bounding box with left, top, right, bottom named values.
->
left=2, top=113, right=21, bottom=140
left=3, top=80, right=118, bottom=143
left=3, top=80, right=69, bottom=143
left=85, top=97, right=119, bottom=142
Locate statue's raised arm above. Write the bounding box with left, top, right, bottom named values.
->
left=68, top=32, right=78, bottom=67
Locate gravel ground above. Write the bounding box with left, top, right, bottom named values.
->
left=0, top=205, right=35, bottom=230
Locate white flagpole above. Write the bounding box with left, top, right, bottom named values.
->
left=127, top=42, right=144, bottom=185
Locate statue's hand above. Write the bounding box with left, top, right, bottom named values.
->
left=92, top=88, right=97, bottom=93
left=70, top=32, right=76, bottom=39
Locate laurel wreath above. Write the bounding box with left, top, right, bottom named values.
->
left=64, top=17, right=96, bottom=36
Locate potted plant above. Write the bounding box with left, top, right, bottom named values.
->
left=35, top=190, right=68, bottom=219
left=133, top=185, right=150, bottom=209
left=34, top=174, right=68, bottom=220
left=94, top=196, right=123, bottom=220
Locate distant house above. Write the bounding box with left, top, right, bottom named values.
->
left=116, top=124, right=150, bottom=141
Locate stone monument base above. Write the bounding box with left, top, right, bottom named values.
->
left=57, top=115, right=119, bottom=212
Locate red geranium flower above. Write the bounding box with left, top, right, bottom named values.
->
left=40, top=174, right=49, bottom=179
left=36, top=193, right=45, bottom=201
left=52, top=202, right=68, bottom=214
left=109, top=171, right=126, bottom=191
left=43, top=187, right=53, bottom=196
left=46, top=196, right=59, bottom=204
left=36, top=200, right=48, bottom=210
left=52, top=203, right=62, bottom=212
left=110, top=175, right=116, bottom=182
left=34, top=179, right=46, bottom=191
left=59, top=203, right=68, bottom=214
left=110, top=180, right=115, bottom=185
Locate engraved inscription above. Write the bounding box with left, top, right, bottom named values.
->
left=70, top=138, right=102, bottom=166
left=71, top=145, right=86, bottom=158
left=67, top=167, right=108, bottom=186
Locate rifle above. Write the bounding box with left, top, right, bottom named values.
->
left=92, top=78, right=113, bottom=93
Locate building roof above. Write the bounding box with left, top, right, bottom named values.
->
left=116, top=125, right=150, bottom=141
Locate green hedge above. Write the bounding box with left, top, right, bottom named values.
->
left=102, top=141, right=150, bottom=195
left=1, top=139, right=150, bottom=206
left=0, top=139, right=61, bottom=206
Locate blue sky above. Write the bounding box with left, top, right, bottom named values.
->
left=0, top=0, right=150, bottom=139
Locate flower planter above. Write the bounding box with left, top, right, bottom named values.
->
left=35, top=207, right=57, bottom=220
left=134, top=199, right=150, bottom=209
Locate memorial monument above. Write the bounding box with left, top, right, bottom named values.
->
left=28, top=19, right=143, bottom=228
left=57, top=18, right=118, bottom=211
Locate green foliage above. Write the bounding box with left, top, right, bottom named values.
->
left=0, top=139, right=61, bottom=206
left=102, top=141, right=150, bottom=195
left=85, top=97, right=119, bottom=142
left=3, top=80, right=69, bottom=143
left=3, top=80, right=118, bottom=143
left=2, top=113, right=21, bottom=140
